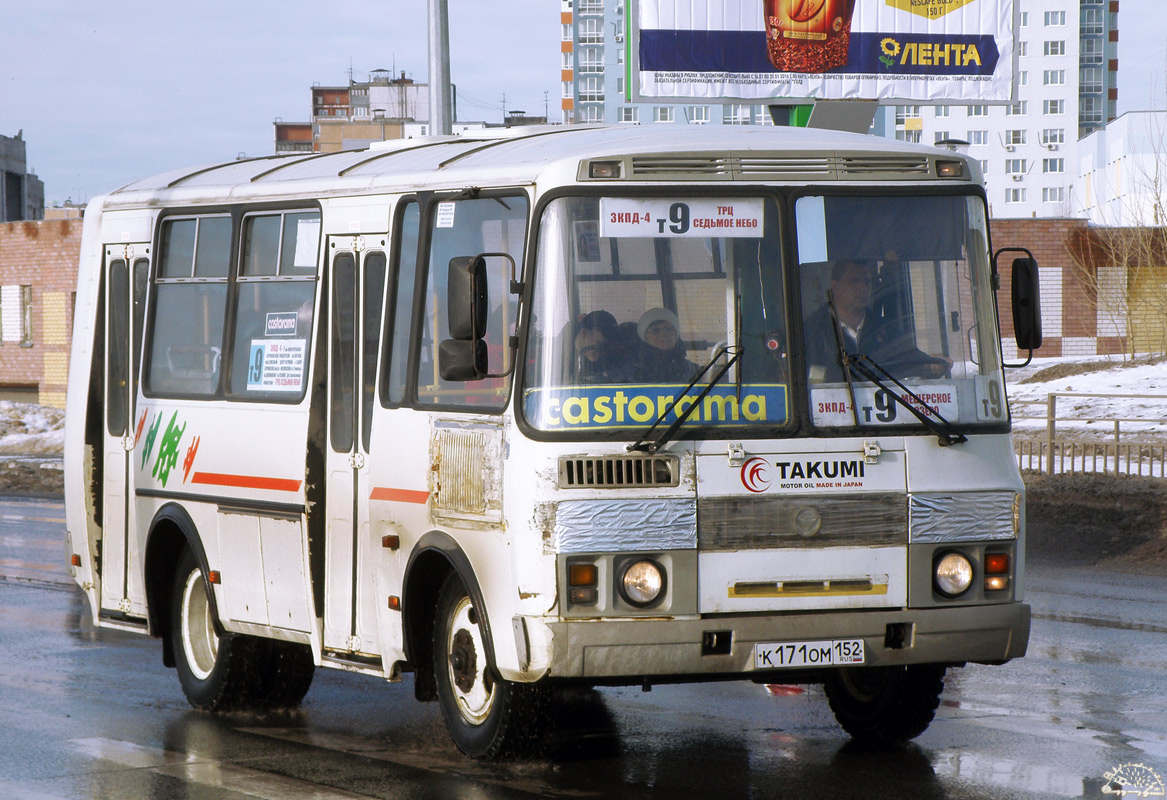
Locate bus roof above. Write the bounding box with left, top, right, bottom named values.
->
left=102, top=125, right=973, bottom=208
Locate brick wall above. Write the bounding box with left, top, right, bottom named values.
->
left=0, top=219, right=82, bottom=407
left=989, top=217, right=1120, bottom=360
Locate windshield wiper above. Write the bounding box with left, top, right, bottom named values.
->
left=827, top=291, right=967, bottom=447
left=627, top=345, right=742, bottom=454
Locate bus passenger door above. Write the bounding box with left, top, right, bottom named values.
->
left=100, top=245, right=149, bottom=617
left=323, top=239, right=388, bottom=655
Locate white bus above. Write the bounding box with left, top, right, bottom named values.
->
left=65, top=125, right=1041, bottom=759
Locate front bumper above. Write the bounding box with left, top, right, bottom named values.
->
left=545, top=602, right=1029, bottom=679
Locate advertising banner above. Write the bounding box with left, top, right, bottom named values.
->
left=633, top=0, right=1015, bottom=102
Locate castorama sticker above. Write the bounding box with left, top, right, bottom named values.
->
left=633, top=0, right=1015, bottom=102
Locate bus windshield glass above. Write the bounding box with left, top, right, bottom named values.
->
left=524, top=195, right=791, bottom=436
left=796, top=193, right=1006, bottom=431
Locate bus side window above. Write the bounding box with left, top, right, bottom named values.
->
left=227, top=210, right=320, bottom=402
left=414, top=195, right=527, bottom=409
left=145, top=216, right=230, bottom=397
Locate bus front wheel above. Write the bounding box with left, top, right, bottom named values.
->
left=171, top=549, right=261, bottom=711
left=824, top=664, right=946, bottom=744
left=433, top=574, right=549, bottom=760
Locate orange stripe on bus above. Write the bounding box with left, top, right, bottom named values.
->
left=370, top=487, right=430, bottom=504
left=191, top=472, right=302, bottom=492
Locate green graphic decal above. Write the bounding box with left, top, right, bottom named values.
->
left=152, top=411, right=187, bottom=487
left=140, top=412, right=162, bottom=470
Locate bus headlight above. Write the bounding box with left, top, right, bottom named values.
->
left=620, top=559, right=665, bottom=607
left=934, top=552, right=973, bottom=597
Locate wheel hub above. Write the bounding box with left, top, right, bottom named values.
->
left=450, top=629, right=477, bottom=694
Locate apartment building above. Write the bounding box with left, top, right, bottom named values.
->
left=894, top=0, right=1118, bottom=219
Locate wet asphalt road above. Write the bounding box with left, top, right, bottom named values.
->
left=2, top=498, right=1166, bottom=799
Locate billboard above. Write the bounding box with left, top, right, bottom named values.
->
left=631, top=0, right=1016, bottom=103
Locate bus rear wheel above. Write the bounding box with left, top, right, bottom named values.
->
left=824, top=664, right=945, bottom=744
left=433, top=574, right=549, bottom=760
left=171, top=549, right=262, bottom=711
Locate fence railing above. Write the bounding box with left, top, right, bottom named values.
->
left=1011, top=392, right=1167, bottom=477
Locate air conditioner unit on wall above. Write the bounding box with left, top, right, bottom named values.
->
left=1011, top=174, right=1024, bottom=181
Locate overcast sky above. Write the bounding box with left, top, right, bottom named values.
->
left=4, top=1, right=1165, bottom=206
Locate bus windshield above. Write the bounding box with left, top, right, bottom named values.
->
left=522, top=191, right=1006, bottom=438
left=795, top=193, right=1006, bottom=431
left=524, top=195, right=790, bottom=436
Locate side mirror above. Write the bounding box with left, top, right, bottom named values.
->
left=440, top=256, right=489, bottom=381
left=446, top=256, right=488, bottom=340
left=1011, top=256, right=1042, bottom=351
left=438, top=339, right=488, bottom=381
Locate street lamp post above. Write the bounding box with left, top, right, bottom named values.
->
left=428, top=0, right=453, bottom=136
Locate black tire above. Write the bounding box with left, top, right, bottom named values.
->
left=824, top=664, right=946, bottom=745
left=251, top=639, right=315, bottom=709
left=433, top=574, right=549, bottom=760
left=171, top=548, right=263, bottom=711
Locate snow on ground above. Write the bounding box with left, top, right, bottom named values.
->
left=1006, top=354, right=1167, bottom=440
left=0, top=401, right=64, bottom=456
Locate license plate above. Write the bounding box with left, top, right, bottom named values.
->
left=754, top=639, right=865, bottom=669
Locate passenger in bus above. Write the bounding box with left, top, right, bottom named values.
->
left=573, top=309, right=634, bottom=384
left=635, top=307, right=698, bottom=383
left=804, top=259, right=950, bottom=383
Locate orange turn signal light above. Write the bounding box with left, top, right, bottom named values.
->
left=569, top=563, right=598, bottom=587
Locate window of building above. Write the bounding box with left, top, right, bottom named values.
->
left=724, top=104, right=752, bottom=125
left=1081, top=7, right=1104, bottom=35
left=1043, top=158, right=1065, bottom=174
left=1019, top=71, right=1028, bottom=86
left=895, top=105, right=922, bottom=125
left=1043, top=69, right=1066, bottom=86
left=579, top=106, right=602, bottom=123
left=1080, top=96, right=1104, bottom=124
left=580, top=48, right=604, bottom=73
left=654, top=106, right=674, bottom=123
left=1081, top=38, right=1103, bottom=63
left=1042, top=128, right=1065, bottom=146
left=895, top=130, right=922, bottom=143
left=1043, top=187, right=1065, bottom=203
left=935, top=106, right=950, bottom=118
left=618, top=107, right=639, bottom=123
left=1006, top=101, right=1028, bottom=116
left=935, top=131, right=950, bottom=144
left=1044, top=99, right=1065, bottom=115
left=1005, top=158, right=1028, bottom=175
left=968, top=130, right=988, bottom=145
left=968, top=105, right=989, bottom=117
left=1044, top=40, right=1065, bottom=56
left=579, top=19, right=603, bottom=44
left=562, top=81, right=573, bottom=99
left=1005, top=129, right=1027, bottom=145
left=1006, top=188, right=1027, bottom=203
left=1044, top=10, right=1066, bottom=25
left=580, top=77, right=604, bottom=102
left=1019, top=11, right=1028, bottom=26
left=688, top=106, right=710, bottom=124
left=979, top=160, right=990, bottom=176
left=1018, top=41, right=1028, bottom=57
left=1081, top=67, right=1103, bottom=93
